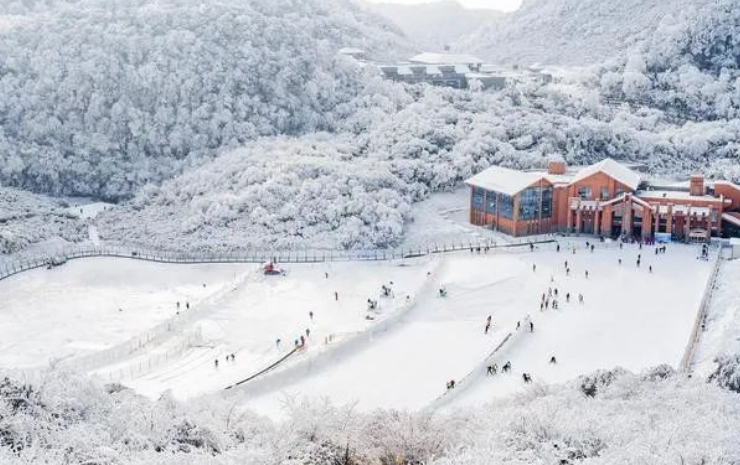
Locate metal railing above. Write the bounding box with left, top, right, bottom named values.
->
left=679, top=247, right=724, bottom=372
left=0, top=237, right=557, bottom=285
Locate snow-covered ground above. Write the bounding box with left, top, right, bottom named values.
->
left=125, top=258, right=435, bottom=399
left=0, top=258, right=245, bottom=368
left=238, top=240, right=711, bottom=418
left=402, top=189, right=525, bottom=248
left=0, top=239, right=715, bottom=420
left=693, top=257, right=740, bottom=378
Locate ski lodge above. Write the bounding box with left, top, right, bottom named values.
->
left=465, top=158, right=740, bottom=241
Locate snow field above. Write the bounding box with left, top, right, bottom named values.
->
left=0, top=258, right=246, bottom=368
left=125, top=257, right=436, bottom=399
left=447, top=241, right=713, bottom=409
left=238, top=241, right=711, bottom=418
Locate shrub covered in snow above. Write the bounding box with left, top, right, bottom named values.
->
left=0, top=366, right=738, bottom=464
left=710, top=353, right=740, bottom=393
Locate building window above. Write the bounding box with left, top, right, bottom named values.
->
left=600, top=187, right=609, bottom=200
left=616, top=188, right=624, bottom=197
left=578, top=186, right=592, bottom=200
left=485, top=191, right=497, bottom=214
left=519, top=188, right=540, bottom=220
left=472, top=187, right=485, bottom=211
left=499, top=193, right=514, bottom=219
left=541, top=187, right=553, bottom=218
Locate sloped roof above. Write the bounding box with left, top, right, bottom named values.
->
left=410, top=52, right=483, bottom=65
left=465, top=166, right=548, bottom=196
left=572, top=158, right=641, bottom=191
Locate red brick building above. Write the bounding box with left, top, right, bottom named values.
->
left=465, top=158, right=740, bottom=241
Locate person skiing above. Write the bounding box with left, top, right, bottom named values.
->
left=618, top=258, right=622, bottom=265
left=585, top=270, right=589, bottom=279
left=305, top=328, right=310, bottom=338
left=276, top=338, right=281, bottom=349
left=492, top=363, right=498, bottom=374
left=591, top=244, right=595, bottom=253
left=649, top=265, right=653, bottom=273
left=503, top=361, right=511, bottom=373
left=533, top=263, right=537, bottom=273
left=214, top=359, right=219, bottom=369
left=579, top=294, right=584, bottom=304
left=176, top=301, right=180, bottom=310
left=550, top=356, right=557, bottom=364
left=186, top=302, right=190, bottom=310
left=334, top=291, right=339, bottom=301
left=554, top=288, right=558, bottom=297
left=522, top=373, right=531, bottom=383
left=325, top=272, right=329, bottom=279
left=566, top=293, right=571, bottom=303
left=300, top=335, right=305, bottom=346
left=516, top=321, right=521, bottom=330
left=566, top=268, right=570, bottom=276
left=530, top=321, right=534, bottom=332
left=487, top=365, right=494, bottom=375
left=485, top=323, right=491, bottom=335
left=557, top=244, right=561, bottom=252
left=309, top=311, right=314, bottom=321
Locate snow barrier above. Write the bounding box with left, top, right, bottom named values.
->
left=679, top=248, right=724, bottom=372
left=427, top=316, right=532, bottom=410
left=222, top=256, right=447, bottom=399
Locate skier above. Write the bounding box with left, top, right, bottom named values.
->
left=309, top=311, right=314, bottom=321
left=566, top=293, right=571, bottom=303
left=564, top=260, right=568, bottom=269
left=485, top=323, right=491, bottom=335
left=516, top=321, right=521, bottom=330
left=590, top=244, right=595, bottom=253
left=522, top=373, right=531, bottom=383
left=214, top=359, right=219, bottom=369
left=503, top=361, right=512, bottom=373
left=649, top=265, right=653, bottom=273
left=533, top=263, right=536, bottom=273
left=618, top=258, right=622, bottom=265
left=325, top=272, right=329, bottom=279
left=300, top=335, right=305, bottom=346
left=487, top=365, right=494, bottom=375
left=566, top=268, right=570, bottom=276
left=550, top=356, right=557, bottom=364
left=585, top=270, right=589, bottom=279
left=637, top=258, right=641, bottom=268
left=186, top=302, right=190, bottom=310
left=579, top=294, right=584, bottom=304
left=334, top=291, right=339, bottom=301
left=177, top=301, right=180, bottom=310
left=554, top=288, right=558, bottom=297
left=305, top=328, right=310, bottom=338
left=557, top=244, right=561, bottom=252
left=276, top=338, right=281, bottom=349
left=530, top=321, right=534, bottom=332
left=619, top=242, right=623, bottom=249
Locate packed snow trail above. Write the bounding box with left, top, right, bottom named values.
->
left=238, top=251, right=546, bottom=417
left=444, top=242, right=712, bottom=410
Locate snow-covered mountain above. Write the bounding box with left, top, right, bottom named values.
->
left=456, top=0, right=715, bottom=66
left=363, top=0, right=502, bottom=50
left=0, top=0, right=410, bottom=200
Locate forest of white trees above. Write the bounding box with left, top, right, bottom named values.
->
left=0, top=364, right=737, bottom=464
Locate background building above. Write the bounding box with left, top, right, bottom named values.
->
left=466, top=158, right=740, bottom=241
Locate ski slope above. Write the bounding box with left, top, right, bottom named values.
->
left=0, top=258, right=245, bottom=368
left=238, top=241, right=711, bottom=418
left=124, top=258, right=435, bottom=399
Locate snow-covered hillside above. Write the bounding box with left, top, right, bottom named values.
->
left=363, top=0, right=502, bottom=51
left=457, top=0, right=715, bottom=66
left=0, top=0, right=410, bottom=200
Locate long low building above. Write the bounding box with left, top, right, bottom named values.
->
left=465, top=158, right=740, bottom=241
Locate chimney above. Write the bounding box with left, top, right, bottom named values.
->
left=690, top=174, right=704, bottom=196
left=548, top=160, right=566, bottom=175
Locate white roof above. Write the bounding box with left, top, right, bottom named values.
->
left=465, top=166, right=547, bottom=196
left=636, top=190, right=720, bottom=202
left=410, top=52, right=483, bottom=65
left=572, top=158, right=641, bottom=191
